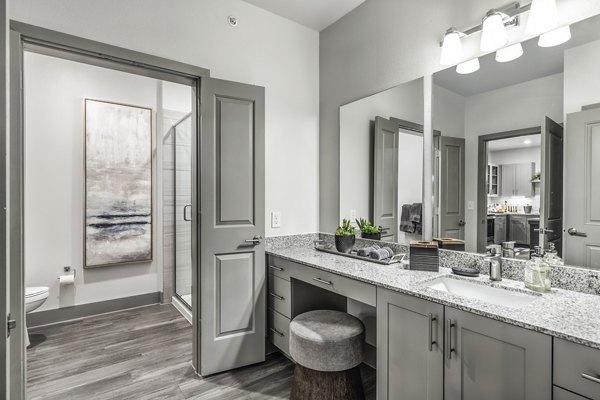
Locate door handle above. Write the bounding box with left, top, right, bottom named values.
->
left=568, top=228, right=588, bottom=237
left=446, top=319, right=456, bottom=360
left=428, top=314, right=437, bottom=351
left=245, top=235, right=263, bottom=245
left=581, top=373, right=600, bottom=384
left=183, top=204, right=192, bottom=221
left=458, top=220, right=466, bottom=227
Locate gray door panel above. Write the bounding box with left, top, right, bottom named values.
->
left=445, top=307, right=552, bottom=400
left=541, top=117, right=564, bottom=253
left=373, top=117, right=399, bottom=241
left=200, top=77, right=265, bottom=376
left=439, top=137, right=465, bottom=239
left=377, top=288, right=443, bottom=400
left=565, top=108, right=600, bottom=268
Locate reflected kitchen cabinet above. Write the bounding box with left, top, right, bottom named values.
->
left=501, top=163, right=534, bottom=197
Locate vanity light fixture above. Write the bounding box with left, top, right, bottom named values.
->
left=440, top=28, right=464, bottom=65
left=526, top=0, right=559, bottom=35
left=538, top=25, right=571, bottom=47
left=481, top=10, right=510, bottom=52
left=496, top=42, right=524, bottom=62
left=523, top=139, right=532, bottom=144
left=456, top=58, right=480, bottom=74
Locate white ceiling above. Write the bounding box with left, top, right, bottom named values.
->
left=488, top=134, right=541, bottom=152
left=242, top=0, right=366, bottom=31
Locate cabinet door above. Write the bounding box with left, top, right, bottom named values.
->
left=501, top=164, right=515, bottom=196
left=515, top=163, right=534, bottom=196
left=445, top=307, right=551, bottom=400
left=377, top=288, right=443, bottom=400
left=494, top=216, right=506, bottom=244
left=510, top=216, right=528, bottom=244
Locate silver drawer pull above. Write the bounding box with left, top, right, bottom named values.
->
left=313, top=277, right=332, bottom=286
left=269, top=265, right=284, bottom=272
left=269, top=292, right=285, bottom=301
left=582, top=373, right=600, bottom=384
left=428, top=314, right=437, bottom=352
left=270, top=327, right=284, bottom=338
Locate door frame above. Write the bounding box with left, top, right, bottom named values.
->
left=476, top=127, right=541, bottom=253
left=8, top=21, right=209, bottom=397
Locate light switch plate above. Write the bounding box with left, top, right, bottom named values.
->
left=350, top=209, right=357, bottom=220
left=467, top=201, right=475, bottom=210
left=271, top=211, right=281, bottom=228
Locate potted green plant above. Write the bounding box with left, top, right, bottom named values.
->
left=355, top=218, right=381, bottom=240
left=335, top=219, right=356, bottom=253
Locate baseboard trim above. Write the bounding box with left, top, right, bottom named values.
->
left=171, top=295, right=192, bottom=324
left=27, top=292, right=162, bottom=328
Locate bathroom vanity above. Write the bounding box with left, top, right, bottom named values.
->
left=266, top=239, right=600, bottom=400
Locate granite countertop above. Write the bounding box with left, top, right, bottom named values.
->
left=267, top=245, right=600, bottom=350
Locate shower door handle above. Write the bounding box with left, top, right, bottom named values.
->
left=183, top=204, right=192, bottom=222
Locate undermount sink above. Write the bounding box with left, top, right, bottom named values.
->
left=424, top=276, right=538, bottom=308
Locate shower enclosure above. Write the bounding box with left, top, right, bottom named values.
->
left=171, top=114, right=193, bottom=308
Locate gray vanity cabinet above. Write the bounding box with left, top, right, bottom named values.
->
left=377, top=288, right=444, bottom=400
left=444, top=307, right=552, bottom=400
left=494, top=214, right=507, bottom=244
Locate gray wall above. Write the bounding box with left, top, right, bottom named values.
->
left=319, top=0, right=600, bottom=232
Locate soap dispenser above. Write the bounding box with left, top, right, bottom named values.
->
left=524, top=246, right=551, bottom=292
left=544, top=243, right=563, bottom=267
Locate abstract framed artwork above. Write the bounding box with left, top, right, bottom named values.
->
left=84, top=99, right=153, bottom=268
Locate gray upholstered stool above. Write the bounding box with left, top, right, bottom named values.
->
left=289, top=310, right=365, bottom=400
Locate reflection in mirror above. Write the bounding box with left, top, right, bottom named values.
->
left=339, top=78, right=425, bottom=244
left=433, top=13, right=600, bottom=269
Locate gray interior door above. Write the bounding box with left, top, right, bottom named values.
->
left=1, top=2, right=8, bottom=396
left=439, top=136, right=465, bottom=239
left=200, top=77, right=265, bottom=376
left=540, top=117, right=564, bottom=254
left=564, top=108, right=600, bottom=268
left=373, top=117, right=399, bottom=241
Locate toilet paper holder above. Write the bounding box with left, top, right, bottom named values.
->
left=59, top=266, right=76, bottom=278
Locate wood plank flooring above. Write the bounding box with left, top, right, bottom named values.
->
left=27, top=304, right=375, bottom=399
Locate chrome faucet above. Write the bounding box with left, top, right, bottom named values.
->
left=486, top=245, right=502, bottom=281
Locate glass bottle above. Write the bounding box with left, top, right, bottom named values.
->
left=544, top=243, right=563, bottom=267
left=524, top=246, right=551, bottom=292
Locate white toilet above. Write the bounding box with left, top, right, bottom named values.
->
left=25, top=286, right=49, bottom=347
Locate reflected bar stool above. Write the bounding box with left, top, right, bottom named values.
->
left=289, top=310, right=365, bottom=400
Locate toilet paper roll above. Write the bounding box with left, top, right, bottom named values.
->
left=59, top=274, right=75, bottom=285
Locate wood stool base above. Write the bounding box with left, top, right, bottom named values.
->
left=291, top=363, right=365, bottom=400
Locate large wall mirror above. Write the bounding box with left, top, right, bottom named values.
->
left=339, top=78, right=427, bottom=244
left=339, top=12, right=600, bottom=271
left=433, top=13, right=600, bottom=268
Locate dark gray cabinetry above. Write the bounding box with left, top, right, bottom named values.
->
left=444, top=307, right=552, bottom=400
left=377, top=288, right=444, bottom=400
left=509, top=215, right=528, bottom=244
left=494, top=214, right=507, bottom=244
left=554, top=338, right=600, bottom=400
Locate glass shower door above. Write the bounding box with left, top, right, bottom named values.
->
left=174, top=115, right=192, bottom=308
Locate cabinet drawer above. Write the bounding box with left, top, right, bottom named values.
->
left=268, top=309, right=290, bottom=356
left=267, top=256, right=292, bottom=281
left=554, top=338, right=600, bottom=400
left=268, top=274, right=291, bottom=318
left=291, top=263, right=376, bottom=307
left=554, top=386, right=590, bottom=400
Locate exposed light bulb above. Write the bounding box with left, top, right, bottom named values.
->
left=538, top=25, right=571, bottom=47
left=526, top=0, right=559, bottom=35
left=440, top=28, right=463, bottom=65
left=456, top=58, right=480, bottom=74
left=481, top=10, right=509, bottom=52
left=496, top=43, right=524, bottom=63
left=523, top=139, right=532, bottom=144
